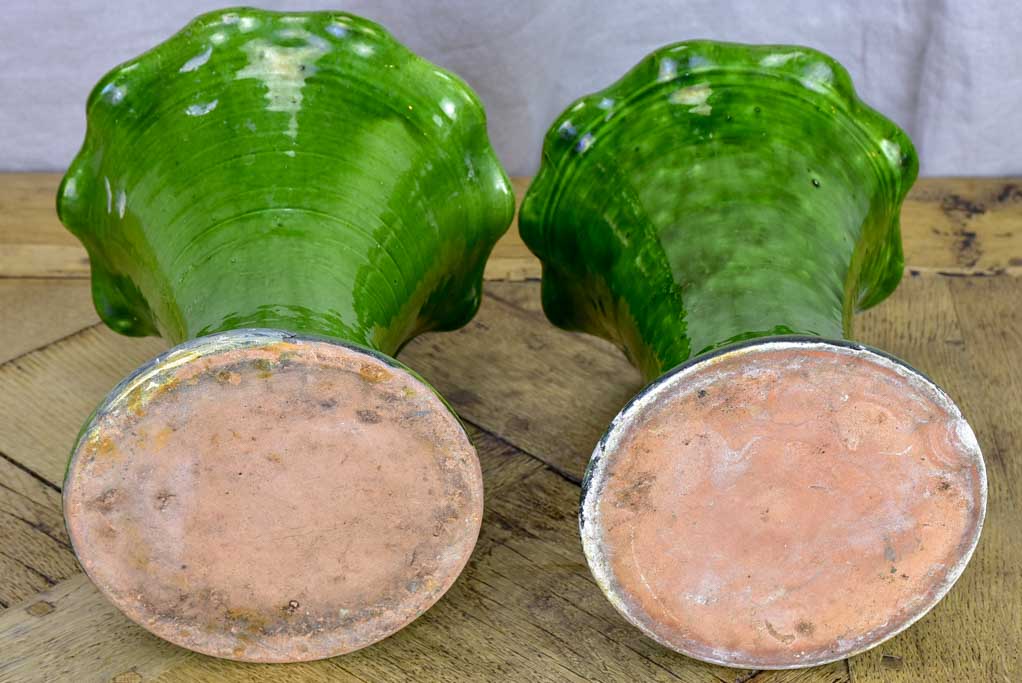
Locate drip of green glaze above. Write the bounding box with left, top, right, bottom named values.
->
left=57, top=8, right=514, bottom=354
left=519, top=41, right=917, bottom=381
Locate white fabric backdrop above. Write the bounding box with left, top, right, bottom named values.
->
left=2, top=0, right=1019, bottom=175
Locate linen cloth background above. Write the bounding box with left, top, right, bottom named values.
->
left=2, top=0, right=1019, bottom=176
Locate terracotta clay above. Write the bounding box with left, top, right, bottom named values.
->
left=582, top=341, right=985, bottom=668
left=65, top=332, right=483, bottom=662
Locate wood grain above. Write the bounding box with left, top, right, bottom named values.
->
left=0, top=575, right=193, bottom=683
left=404, top=291, right=642, bottom=482
left=850, top=275, right=1020, bottom=682
left=0, top=454, right=77, bottom=608
left=0, top=324, right=166, bottom=487
left=0, top=173, right=1019, bottom=682
left=0, top=278, right=96, bottom=364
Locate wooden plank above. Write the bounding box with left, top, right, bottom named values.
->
left=0, top=266, right=993, bottom=495
left=0, top=278, right=97, bottom=364
left=485, top=279, right=544, bottom=314
left=4, top=439, right=812, bottom=683
left=0, top=312, right=542, bottom=493
left=0, top=286, right=841, bottom=681
left=2, top=174, right=1021, bottom=280
left=0, top=274, right=1011, bottom=680
left=0, top=429, right=545, bottom=683
left=0, top=245, right=91, bottom=279
left=438, top=276, right=986, bottom=479
left=479, top=467, right=848, bottom=683
left=0, top=574, right=194, bottom=683
left=847, top=276, right=1022, bottom=682
left=0, top=456, right=78, bottom=608
left=0, top=310, right=541, bottom=616
left=402, top=292, right=642, bottom=482
left=0, top=324, right=167, bottom=487
left=900, top=179, right=1022, bottom=276
left=0, top=174, right=81, bottom=247
left=0, top=319, right=163, bottom=611
left=483, top=176, right=536, bottom=281
left=420, top=276, right=1021, bottom=680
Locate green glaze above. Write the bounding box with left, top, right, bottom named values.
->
left=58, top=7, right=514, bottom=354
left=520, top=41, right=917, bottom=381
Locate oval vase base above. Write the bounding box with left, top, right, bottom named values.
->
left=580, top=338, right=986, bottom=669
left=63, top=329, right=483, bottom=663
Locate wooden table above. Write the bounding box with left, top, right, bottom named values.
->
left=0, top=174, right=1019, bottom=682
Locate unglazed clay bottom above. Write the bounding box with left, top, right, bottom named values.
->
left=581, top=339, right=985, bottom=669
left=64, top=330, right=483, bottom=662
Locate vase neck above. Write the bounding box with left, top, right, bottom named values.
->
left=81, top=199, right=497, bottom=354
left=534, top=161, right=904, bottom=382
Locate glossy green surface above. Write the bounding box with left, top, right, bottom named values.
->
left=58, top=7, right=514, bottom=353
left=520, top=41, right=917, bottom=381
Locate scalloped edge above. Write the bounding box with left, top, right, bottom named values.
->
left=56, top=6, right=514, bottom=340
left=520, top=40, right=919, bottom=313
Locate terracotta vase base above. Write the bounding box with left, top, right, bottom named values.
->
left=63, top=330, right=483, bottom=662
left=580, top=338, right=985, bottom=669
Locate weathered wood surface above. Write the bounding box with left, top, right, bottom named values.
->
left=0, top=174, right=1019, bottom=682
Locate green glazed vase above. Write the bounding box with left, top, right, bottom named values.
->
left=520, top=41, right=986, bottom=669
left=57, top=8, right=514, bottom=663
